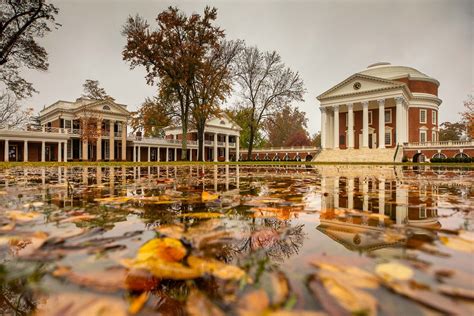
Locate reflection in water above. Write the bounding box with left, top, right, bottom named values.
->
left=0, top=164, right=473, bottom=314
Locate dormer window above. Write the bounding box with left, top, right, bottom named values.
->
left=103, top=105, right=111, bottom=111
left=220, top=120, right=225, bottom=125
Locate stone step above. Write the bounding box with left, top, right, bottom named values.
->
left=314, top=148, right=400, bottom=163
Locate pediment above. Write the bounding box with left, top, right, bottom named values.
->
left=207, top=113, right=242, bottom=131
left=79, top=100, right=130, bottom=116
left=318, top=74, right=404, bottom=100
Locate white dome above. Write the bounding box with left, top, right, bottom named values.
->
left=358, top=63, right=438, bottom=85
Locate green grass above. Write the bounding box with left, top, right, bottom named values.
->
left=0, top=160, right=473, bottom=168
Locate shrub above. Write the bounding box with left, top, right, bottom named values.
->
left=402, top=156, right=408, bottom=163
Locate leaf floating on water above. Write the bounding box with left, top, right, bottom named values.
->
left=136, top=237, right=187, bottom=263
left=439, top=235, right=474, bottom=253
left=178, top=212, right=224, bottom=219
left=202, top=191, right=219, bottom=202
left=138, top=260, right=202, bottom=280
left=35, top=292, right=128, bottom=316
left=186, top=289, right=225, bottom=316
left=128, top=291, right=149, bottom=315
left=125, top=268, right=159, bottom=291
left=7, top=231, right=48, bottom=257
left=155, top=223, right=185, bottom=239
left=437, top=284, right=474, bottom=300
left=237, top=289, right=269, bottom=316
left=6, top=210, right=41, bottom=222
left=94, top=196, right=132, bottom=204
left=375, top=262, right=414, bottom=282
left=187, top=255, right=248, bottom=282
left=311, top=261, right=379, bottom=289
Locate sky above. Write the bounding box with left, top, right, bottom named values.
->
left=22, top=0, right=473, bottom=134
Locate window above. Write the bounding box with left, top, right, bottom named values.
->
left=103, top=105, right=111, bottom=110
left=385, top=131, right=392, bottom=146
left=65, top=120, right=72, bottom=129
left=220, top=120, right=226, bottom=125
left=420, top=109, right=427, bottom=124
left=432, top=111, right=437, bottom=125
left=420, top=130, right=427, bottom=143
left=454, top=152, right=469, bottom=159
left=384, top=109, right=392, bottom=123
left=419, top=206, right=427, bottom=219
left=432, top=153, right=446, bottom=159
left=368, top=111, right=373, bottom=125
left=432, top=131, right=436, bottom=142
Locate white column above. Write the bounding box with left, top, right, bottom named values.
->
left=96, top=123, right=102, bottom=161
left=213, top=133, right=218, bottom=162
left=147, top=146, right=151, bottom=162
left=236, top=136, right=240, bottom=161
left=109, top=120, right=115, bottom=161
left=333, top=105, right=339, bottom=149
left=320, top=107, right=327, bottom=149
left=4, top=139, right=9, bottom=162
left=23, top=140, right=28, bottom=162
left=396, top=97, right=404, bottom=145
left=121, top=122, right=127, bottom=161
left=362, top=179, right=369, bottom=211
left=133, top=145, right=136, bottom=162
left=347, top=177, right=354, bottom=210
left=404, top=103, right=409, bottom=143
left=41, top=141, right=45, bottom=162
left=157, top=147, right=160, bottom=162
left=347, top=103, right=354, bottom=149
left=362, top=101, right=369, bottom=148
left=166, top=148, right=169, bottom=162
left=174, top=148, right=177, bottom=161
left=64, top=141, right=68, bottom=162
left=378, top=99, right=385, bottom=149
left=137, top=146, right=141, bottom=162
left=225, top=134, right=229, bottom=162
left=378, top=178, right=385, bottom=225
left=58, top=142, right=62, bottom=162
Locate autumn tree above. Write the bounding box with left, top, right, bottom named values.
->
left=130, top=94, right=175, bottom=137
left=79, top=103, right=102, bottom=160
left=226, top=107, right=266, bottom=150
left=122, top=7, right=224, bottom=160
left=461, top=94, right=473, bottom=139
left=263, top=105, right=310, bottom=147
left=191, top=40, right=242, bottom=160
left=311, top=132, right=321, bottom=148
left=235, top=46, right=305, bottom=157
left=438, top=121, right=465, bottom=141
left=82, top=79, right=110, bottom=100
left=0, top=0, right=59, bottom=99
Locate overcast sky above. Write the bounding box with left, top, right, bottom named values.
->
left=22, top=0, right=473, bottom=134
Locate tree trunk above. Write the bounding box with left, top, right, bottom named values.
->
left=181, top=121, right=188, bottom=161
left=248, top=124, right=254, bottom=159
left=197, top=123, right=205, bottom=161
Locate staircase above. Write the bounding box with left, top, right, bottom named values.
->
left=313, top=147, right=402, bottom=163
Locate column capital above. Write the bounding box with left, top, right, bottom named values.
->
left=320, top=107, right=326, bottom=113
left=377, top=99, right=385, bottom=106
left=347, top=103, right=353, bottom=110
left=333, top=104, right=339, bottom=111
left=395, top=96, right=404, bottom=105
left=362, top=101, right=369, bottom=108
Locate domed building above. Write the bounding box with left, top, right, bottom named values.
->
left=316, top=63, right=443, bottom=162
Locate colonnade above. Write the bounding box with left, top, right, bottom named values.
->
left=3, top=139, right=68, bottom=162
left=82, top=120, right=127, bottom=161
left=320, top=97, right=408, bottom=149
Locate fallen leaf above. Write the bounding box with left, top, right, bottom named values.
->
left=136, top=237, right=187, bottom=263
left=375, top=262, right=414, bottom=282
left=94, top=196, right=132, bottom=204
left=187, top=255, right=248, bottom=281
left=178, top=212, right=224, bottom=219
left=6, top=210, right=41, bottom=222
left=439, top=236, right=474, bottom=253
left=237, top=289, right=269, bottom=316
left=202, top=191, right=219, bottom=202
left=437, top=284, right=474, bottom=300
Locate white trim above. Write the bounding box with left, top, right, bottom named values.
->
left=384, top=108, right=392, bottom=124
left=368, top=110, right=373, bottom=125
left=419, top=130, right=427, bottom=143
left=420, top=109, right=427, bottom=124
left=432, top=110, right=437, bottom=125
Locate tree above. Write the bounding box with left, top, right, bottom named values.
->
left=190, top=40, right=242, bottom=161
left=0, top=0, right=59, bottom=99
left=122, top=7, right=223, bottom=160
left=438, top=121, right=465, bottom=141
left=79, top=104, right=102, bottom=160
left=263, top=105, right=310, bottom=147
left=130, top=95, right=174, bottom=137
left=0, top=91, right=33, bottom=128
left=311, top=132, right=321, bottom=148
left=461, top=94, right=473, bottom=139
left=82, top=79, right=110, bottom=100
left=235, top=46, right=305, bottom=157
left=226, top=107, right=266, bottom=150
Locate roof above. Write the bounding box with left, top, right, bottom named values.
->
left=358, top=63, right=439, bottom=85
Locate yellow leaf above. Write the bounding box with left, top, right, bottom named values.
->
left=94, top=196, right=132, bottom=204
left=202, top=191, right=219, bottom=202
left=128, top=291, right=149, bottom=315
left=136, top=238, right=187, bottom=263
left=135, top=260, right=202, bottom=280
left=312, top=262, right=379, bottom=289
left=6, top=210, right=41, bottom=222
left=440, top=236, right=474, bottom=253
left=187, top=256, right=248, bottom=281
left=375, top=262, right=413, bottom=282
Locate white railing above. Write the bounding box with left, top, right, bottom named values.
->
left=205, top=140, right=213, bottom=145
left=405, top=140, right=474, bottom=148
left=217, top=141, right=225, bottom=146
left=240, top=146, right=319, bottom=153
